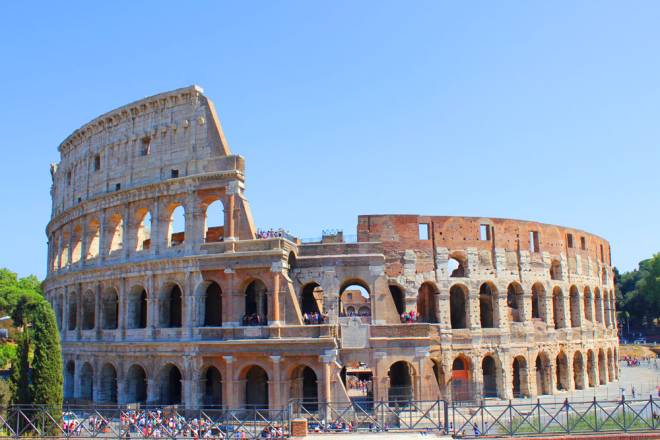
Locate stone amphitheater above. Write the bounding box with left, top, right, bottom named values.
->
left=44, top=86, right=619, bottom=409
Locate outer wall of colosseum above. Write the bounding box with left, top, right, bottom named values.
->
left=44, top=86, right=619, bottom=410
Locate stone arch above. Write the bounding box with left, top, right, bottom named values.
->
left=569, top=285, right=580, bottom=328
left=512, top=355, right=529, bottom=398
left=417, top=281, right=439, bottom=323
left=535, top=352, right=551, bottom=395
left=159, top=363, right=182, bottom=405
left=70, top=225, right=83, bottom=264
left=160, top=282, right=183, bottom=328
left=127, top=285, right=148, bottom=329
left=507, top=282, right=524, bottom=323
left=244, top=279, right=268, bottom=325
left=451, top=355, right=471, bottom=401
left=550, top=259, right=562, bottom=280
left=448, top=252, right=467, bottom=277
left=531, top=282, right=546, bottom=321
left=80, top=362, right=94, bottom=401
left=300, top=282, right=322, bottom=317
left=609, top=290, right=617, bottom=327
left=81, top=290, right=95, bottom=330
left=482, top=355, right=499, bottom=398
left=479, top=282, right=498, bottom=328
left=388, top=284, right=405, bottom=316
left=388, top=360, right=414, bottom=404
left=607, top=348, right=614, bottom=382
left=99, top=363, right=118, bottom=403
left=573, top=351, right=585, bottom=390
left=202, top=366, right=223, bottom=406
left=167, top=204, right=186, bottom=247
left=339, top=279, right=371, bottom=321
left=65, top=360, right=75, bottom=399
left=552, top=286, right=566, bottom=329
left=126, top=364, right=148, bottom=404
left=242, top=365, right=269, bottom=409
left=603, top=292, right=612, bottom=327
left=68, top=294, right=78, bottom=331
left=594, top=288, right=603, bottom=324
left=346, top=306, right=355, bottom=315
left=556, top=351, right=569, bottom=391
left=583, top=287, right=593, bottom=322
left=587, top=349, right=597, bottom=387
left=86, top=218, right=101, bottom=260
left=107, top=212, right=124, bottom=255
left=450, top=284, right=468, bottom=329
left=204, top=199, right=225, bottom=243
left=101, top=287, right=119, bottom=330
left=202, top=281, right=223, bottom=327
left=290, top=365, right=318, bottom=410
left=59, top=229, right=70, bottom=268
left=134, top=208, right=152, bottom=252
left=598, top=348, right=606, bottom=385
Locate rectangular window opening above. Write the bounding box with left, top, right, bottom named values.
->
left=530, top=230, right=540, bottom=253
left=418, top=223, right=430, bottom=240
left=580, top=236, right=586, bottom=250
left=600, top=244, right=604, bottom=261
left=567, top=233, right=573, bottom=248
left=94, top=155, right=101, bottom=171
left=480, top=224, right=492, bottom=241
left=141, top=137, right=151, bottom=156
left=171, top=169, right=179, bottom=179
left=115, top=183, right=121, bottom=191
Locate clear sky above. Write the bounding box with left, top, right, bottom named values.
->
left=0, top=1, right=658, bottom=279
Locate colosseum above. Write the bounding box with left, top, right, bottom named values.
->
left=44, top=85, right=619, bottom=410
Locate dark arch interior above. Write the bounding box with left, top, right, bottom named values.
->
left=556, top=353, right=568, bottom=390
left=388, top=285, right=405, bottom=316
left=301, top=283, right=321, bottom=316
left=162, top=285, right=182, bottom=328
left=450, top=286, right=467, bottom=329
left=102, top=290, right=119, bottom=330
left=204, top=282, right=222, bottom=326
left=100, top=364, right=117, bottom=403
left=127, top=365, right=147, bottom=403
left=161, top=365, right=182, bottom=405
left=482, top=356, right=497, bottom=397
left=389, top=361, right=413, bottom=404
left=536, top=355, right=550, bottom=395
left=204, top=367, right=223, bottom=406
left=479, top=284, right=495, bottom=328
left=80, top=363, right=94, bottom=401
left=417, top=283, right=439, bottom=323
left=245, top=280, right=268, bottom=325
left=531, top=285, right=543, bottom=320
left=512, top=357, right=527, bottom=397
left=245, top=366, right=269, bottom=408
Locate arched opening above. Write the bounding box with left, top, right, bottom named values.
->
left=82, top=290, right=95, bottom=330
left=204, top=282, right=222, bottom=326
left=531, top=283, right=545, bottom=321
left=507, top=283, right=524, bottom=323
left=101, top=288, right=118, bottom=330
left=569, top=286, right=580, bottom=328
left=80, top=362, right=94, bottom=401
left=601, top=268, right=607, bottom=285
left=417, top=282, right=439, bottom=323
left=99, top=363, right=117, bottom=403
left=573, top=352, right=585, bottom=390
left=167, top=205, right=185, bottom=247
left=59, top=232, right=70, bottom=269
left=68, top=297, right=77, bottom=331
left=598, top=349, right=606, bottom=385
left=126, top=365, right=147, bottom=404
left=388, top=361, right=414, bottom=405
left=552, top=287, right=566, bottom=329
left=482, top=356, right=498, bottom=398
left=388, top=285, right=405, bottom=316
left=203, top=366, right=223, bottom=406
left=301, top=283, right=323, bottom=323
left=341, top=363, right=373, bottom=401
left=159, top=364, right=182, bottom=405
left=244, top=366, right=269, bottom=409
left=479, top=283, right=498, bottom=328
left=291, top=366, right=318, bottom=411
left=550, top=260, right=562, bottom=281
left=135, top=210, right=152, bottom=252
left=346, top=306, right=355, bottom=315
left=512, top=356, right=529, bottom=398
left=204, top=200, right=225, bottom=243
left=594, top=288, right=603, bottom=324
left=127, top=286, right=148, bottom=329
left=70, top=225, right=82, bottom=264
left=603, top=294, right=612, bottom=328
left=555, top=352, right=569, bottom=391
left=86, top=219, right=100, bottom=260
left=583, top=287, right=593, bottom=322
left=607, top=348, right=614, bottom=382
left=108, top=213, right=124, bottom=255
left=587, top=350, right=597, bottom=387
left=244, top=280, right=268, bottom=326
left=160, top=284, right=182, bottom=328
left=535, top=353, right=550, bottom=395
left=450, top=285, right=468, bottom=329
left=339, top=281, right=371, bottom=322
left=448, top=254, right=466, bottom=277
left=609, top=291, right=617, bottom=328
left=451, top=356, right=471, bottom=402
left=65, top=361, right=75, bottom=399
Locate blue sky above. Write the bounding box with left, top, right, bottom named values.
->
left=0, top=1, right=658, bottom=279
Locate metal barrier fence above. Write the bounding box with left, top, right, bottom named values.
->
left=451, top=396, right=660, bottom=437
left=0, top=405, right=288, bottom=439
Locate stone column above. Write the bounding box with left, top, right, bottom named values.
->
left=270, top=265, right=282, bottom=326
left=415, top=350, right=433, bottom=400
left=80, top=219, right=89, bottom=267
left=184, top=271, right=194, bottom=338
left=151, top=198, right=162, bottom=256
left=73, top=360, right=82, bottom=399
left=95, top=283, right=102, bottom=338
left=147, top=272, right=156, bottom=338
left=62, top=286, right=69, bottom=340
left=500, top=351, right=512, bottom=400
left=76, top=285, right=83, bottom=339
left=225, top=194, right=236, bottom=240
left=184, top=191, right=196, bottom=253
left=117, top=363, right=127, bottom=405
left=98, top=210, right=107, bottom=263
left=118, top=278, right=126, bottom=341
left=147, top=378, right=159, bottom=405
left=122, top=204, right=131, bottom=260
left=320, top=354, right=334, bottom=403
left=224, top=269, right=237, bottom=326
left=270, top=355, right=282, bottom=409
left=566, top=355, right=574, bottom=392
left=223, top=356, right=236, bottom=408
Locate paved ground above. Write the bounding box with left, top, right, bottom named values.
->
left=307, top=434, right=451, bottom=439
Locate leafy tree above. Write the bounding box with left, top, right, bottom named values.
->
left=29, top=301, right=62, bottom=408
left=9, top=333, right=31, bottom=405
left=616, top=253, right=660, bottom=329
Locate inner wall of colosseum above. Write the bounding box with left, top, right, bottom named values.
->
left=44, top=86, right=619, bottom=409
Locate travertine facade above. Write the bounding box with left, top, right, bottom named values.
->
left=44, top=86, right=619, bottom=409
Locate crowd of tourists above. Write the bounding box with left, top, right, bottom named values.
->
left=302, top=311, right=327, bottom=324
left=255, top=228, right=290, bottom=239
left=242, top=313, right=265, bottom=326
left=622, top=354, right=657, bottom=368
left=400, top=310, right=419, bottom=323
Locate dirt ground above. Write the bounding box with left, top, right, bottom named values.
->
left=618, top=344, right=658, bottom=358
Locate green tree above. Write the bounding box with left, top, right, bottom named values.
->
left=616, top=253, right=660, bottom=329
left=29, top=301, right=62, bottom=408
left=9, top=332, right=31, bottom=405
